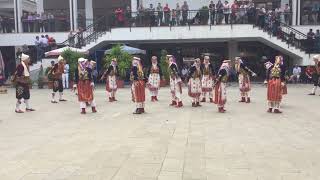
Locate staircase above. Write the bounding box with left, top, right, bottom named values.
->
left=60, top=17, right=317, bottom=66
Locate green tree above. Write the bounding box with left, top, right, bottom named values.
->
left=159, top=49, right=169, bottom=81
left=103, top=44, right=133, bottom=79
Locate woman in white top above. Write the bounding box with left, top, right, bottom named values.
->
left=223, top=1, right=231, bottom=24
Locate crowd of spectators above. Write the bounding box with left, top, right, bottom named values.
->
left=111, top=0, right=292, bottom=28
left=306, top=28, right=320, bottom=53
left=34, top=34, right=58, bottom=61
left=0, top=16, right=14, bottom=33
left=21, top=11, right=70, bottom=33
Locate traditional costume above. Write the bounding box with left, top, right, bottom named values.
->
left=214, top=60, right=231, bottom=113
left=235, top=57, right=256, bottom=103
left=13, top=53, right=35, bottom=113
left=130, top=57, right=146, bottom=114
left=50, top=55, right=66, bottom=103
left=74, top=58, right=97, bottom=114
left=147, top=56, right=162, bottom=101
left=266, top=56, right=285, bottom=113
left=308, top=55, right=320, bottom=95
left=201, top=56, right=215, bottom=103
left=168, top=55, right=183, bottom=107
left=102, top=58, right=119, bottom=102
left=187, top=58, right=202, bottom=107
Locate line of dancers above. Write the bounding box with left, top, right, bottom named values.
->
left=12, top=53, right=320, bottom=114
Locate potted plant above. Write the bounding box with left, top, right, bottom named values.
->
left=159, top=49, right=169, bottom=87
left=61, top=49, right=86, bottom=87
left=37, top=65, right=45, bottom=89
left=103, top=44, right=132, bottom=88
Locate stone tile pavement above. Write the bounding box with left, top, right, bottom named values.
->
left=0, top=84, right=320, bottom=180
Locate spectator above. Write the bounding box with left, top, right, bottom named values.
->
left=247, top=1, right=256, bottom=24
left=216, top=0, right=224, bottom=24
left=35, top=13, right=41, bottom=32
left=125, top=5, right=132, bottom=26
left=115, top=7, right=125, bottom=27
left=181, top=1, right=189, bottom=25
left=231, top=0, right=239, bottom=24
left=27, top=12, right=34, bottom=32
left=147, top=4, right=156, bottom=26
left=307, top=29, right=315, bottom=53
left=209, top=1, right=215, bottom=25
left=62, top=61, right=69, bottom=89
left=223, top=1, right=231, bottom=24
left=315, top=29, right=320, bottom=52
left=176, top=3, right=181, bottom=25
left=163, top=4, right=171, bottom=25
left=47, top=13, right=55, bottom=32
left=257, top=7, right=266, bottom=28
left=291, top=64, right=301, bottom=83
left=0, top=16, right=3, bottom=33
left=171, top=9, right=177, bottom=26
left=68, top=31, right=75, bottom=47
left=40, top=12, right=47, bottom=32
left=156, top=3, right=163, bottom=26
left=284, top=4, right=291, bottom=25
left=138, top=3, right=145, bottom=26
left=40, top=35, right=48, bottom=51
left=239, top=1, right=248, bottom=24
left=21, top=13, right=28, bottom=32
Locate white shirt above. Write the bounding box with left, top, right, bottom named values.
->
left=39, top=37, right=48, bottom=47
left=293, top=67, right=301, bottom=75
left=64, top=64, right=69, bottom=73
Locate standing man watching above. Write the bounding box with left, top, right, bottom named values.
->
left=62, top=61, right=69, bottom=89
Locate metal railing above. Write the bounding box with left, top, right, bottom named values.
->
left=59, top=9, right=320, bottom=54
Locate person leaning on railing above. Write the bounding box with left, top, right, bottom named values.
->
left=163, top=4, right=171, bottom=26
left=181, top=1, right=189, bottom=25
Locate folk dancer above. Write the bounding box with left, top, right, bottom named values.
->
left=130, top=57, right=146, bottom=114
left=187, top=58, right=202, bottom=107
left=308, top=55, right=320, bottom=95
left=13, top=53, right=35, bottom=113
left=266, top=56, right=285, bottom=113
left=73, top=58, right=97, bottom=114
left=214, top=60, right=231, bottom=113
left=235, top=57, right=257, bottom=103
left=101, top=58, right=119, bottom=102
left=200, top=56, right=215, bottom=103
left=168, top=55, right=183, bottom=107
left=50, top=55, right=67, bottom=103
left=147, top=56, right=163, bottom=102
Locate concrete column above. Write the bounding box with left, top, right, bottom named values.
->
left=85, top=0, right=93, bottom=27
left=36, top=0, right=44, bottom=14
left=69, top=0, right=73, bottom=31
left=297, top=0, right=301, bottom=25
left=73, top=0, right=78, bottom=30
left=291, top=0, right=297, bottom=25
left=228, top=40, right=239, bottom=61
left=14, top=0, right=23, bottom=33
left=131, top=0, right=138, bottom=12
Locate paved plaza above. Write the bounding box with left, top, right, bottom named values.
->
left=0, top=84, right=320, bottom=180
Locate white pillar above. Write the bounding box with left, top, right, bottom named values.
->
left=73, top=0, right=78, bottom=30
left=85, top=0, right=93, bottom=27
left=291, top=0, right=297, bottom=25
left=69, top=0, right=73, bottom=31
left=14, top=0, right=23, bottom=33
left=131, top=0, right=138, bottom=12
left=297, top=0, right=301, bottom=25
left=36, top=0, right=44, bottom=14
left=228, top=40, right=239, bottom=61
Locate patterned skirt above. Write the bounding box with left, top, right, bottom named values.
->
left=16, top=83, right=30, bottom=99
left=106, top=75, right=117, bottom=92
left=78, top=80, right=94, bottom=102
left=147, top=73, right=160, bottom=91
left=188, top=78, right=202, bottom=98
left=132, top=80, right=145, bottom=103
left=170, top=77, right=182, bottom=94
left=201, top=75, right=213, bottom=92
left=267, top=78, right=282, bottom=102
left=214, top=82, right=226, bottom=106
left=239, top=74, right=251, bottom=92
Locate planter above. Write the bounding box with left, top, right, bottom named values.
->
left=160, top=79, right=168, bottom=87
left=117, top=80, right=125, bottom=88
